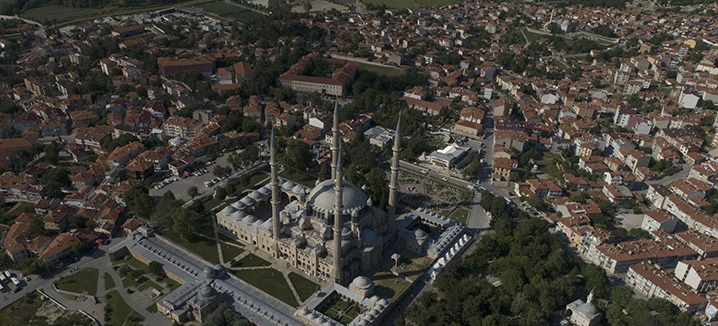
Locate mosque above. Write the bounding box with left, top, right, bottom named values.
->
left=216, top=104, right=402, bottom=284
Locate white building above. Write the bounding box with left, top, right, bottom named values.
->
left=675, top=258, right=718, bottom=293
left=429, top=145, right=472, bottom=169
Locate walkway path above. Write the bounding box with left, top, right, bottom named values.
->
left=105, top=266, right=169, bottom=325
left=282, top=273, right=303, bottom=305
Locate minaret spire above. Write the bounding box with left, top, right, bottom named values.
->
left=270, top=128, right=281, bottom=247
left=388, top=116, right=401, bottom=222
left=330, top=99, right=340, bottom=180
left=332, top=148, right=344, bottom=283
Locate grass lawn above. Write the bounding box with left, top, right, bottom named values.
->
left=122, top=257, right=150, bottom=272
left=234, top=268, right=298, bottom=307
left=122, top=274, right=146, bottom=289
left=233, top=253, right=271, bottom=267
left=221, top=243, right=244, bottom=261
left=105, top=290, right=144, bottom=326
left=219, top=233, right=237, bottom=242
left=358, top=62, right=404, bottom=77
left=56, top=268, right=99, bottom=296
left=194, top=1, right=263, bottom=22
left=523, top=28, right=548, bottom=44
left=146, top=304, right=158, bottom=313
left=450, top=207, right=469, bottom=224
left=225, top=10, right=264, bottom=22
left=279, top=170, right=316, bottom=188
left=288, top=272, right=319, bottom=301
left=162, top=230, right=220, bottom=264
left=203, top=197, right=224, bottom=211
left=0, top=292, right=44, bottom=326
left=372, top=270, right=411, bottom=303
left=249, top=173, right=270, bottom=187
left=21, top=5, right=100, bottom=22
left=104, top=273, right=116, bottom=290
left=137, top=280, right=163, bottom=292
left=195, top=1, right=242, bottom=15
left=317, top=295, right=360, bottom=325
left=164, top=278, right=181, bottom=291
left=362, top=0, right=456, bottom=9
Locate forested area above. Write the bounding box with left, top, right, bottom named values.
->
left=398, top=192, right=701, bottom=326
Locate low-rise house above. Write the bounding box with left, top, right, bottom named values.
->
left=602, top=184, right=632, bottom=203
left=43, top=204, right=77, bottom=232
left=107, top=141, right=145, bottom=169
left=37, top=233, right=80, bottom=264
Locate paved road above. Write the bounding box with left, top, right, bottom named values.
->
left=655, top=163, right=691, bottom=187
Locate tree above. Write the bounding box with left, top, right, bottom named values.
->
left=462, top=156, right=482, bottom=179
left=38, top=167, right=71, bottom=198
left=213, top=165, right=232, bottom=178
left=18, top=258, right=46, bottom=275
left=68, top=215, right=87, bottom=229
left=215, top=187, right=227, bottom=200
left=25, top=217, right=45, bottom=238
left=124, top=185, right=154, bottom=220
left=281, top=140, right=311, bottom=172
left=151, top=191, right=181, bottom=229
left=170, top=208, right=200, bottom=241
left=148, top=261, right=165, bottom=277
left=202, top=303, right=252, bottom=326
left=303, top=0, right=312, bottom=12
left=72, top=242, right=86, bottom=255
left=187, top=186, right=198, bottom=198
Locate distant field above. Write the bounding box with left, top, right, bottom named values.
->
left=194, top=1, right=263, bottom=22
left=362, top=0, right=457, bottom=9
left=358, top=62, right=404, bottom=77
left=20, top=6, right=101, bottom=22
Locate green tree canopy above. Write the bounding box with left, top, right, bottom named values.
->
left=124, top=185, right=154, bottom=220
left=281, top=139, right=312, bottom=172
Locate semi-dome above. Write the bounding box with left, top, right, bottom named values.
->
left=308, top=179, right=367, bottom=213
left=415, top=229, right=428, bottom=241
left=200, top=285, right=217, bottom=300
left=352, top=276, right=372, bottom=289
left=203, top=266, right=216, bottom=279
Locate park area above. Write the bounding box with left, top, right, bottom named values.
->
left=317, top=295, right=360, bottom=325
left=56, top=267, right=99, bottom=296
left=104, top=290, right=144, bottom=326
left=234, top=268, right=299, bottom=307
left=288, top=272, right=319, bottom=301
left=362, top=0, right=457, bottom=9
left=192, top=1, right=264, bottom=22
left=398, top=170, right=472, bottom=221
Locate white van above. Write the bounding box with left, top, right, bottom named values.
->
left=10, top=277, right=20, bottom=286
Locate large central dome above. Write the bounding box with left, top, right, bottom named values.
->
left=307, top=179, right=367, bottom=214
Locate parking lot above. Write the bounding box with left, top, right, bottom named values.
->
left=148, top=146, right=268, bottom=202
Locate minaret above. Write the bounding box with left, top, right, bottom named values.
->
left=270, top=128, right=281, bottom=248
left=388, top=117, right=401, bottom=222
left=332, top=150, right=344, bottom=284
left=330, top=100, right=340, bottom=180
